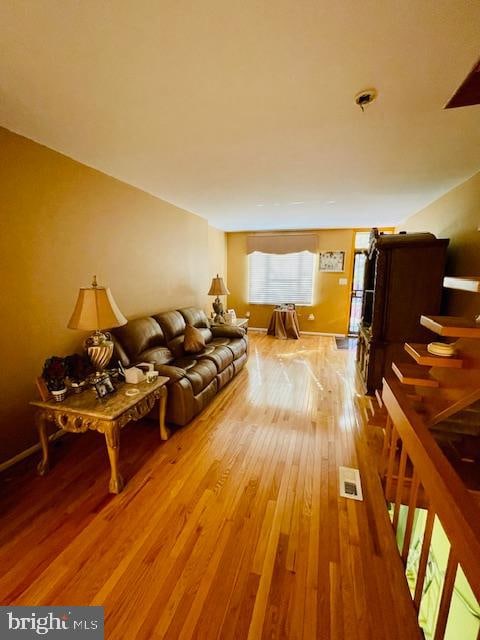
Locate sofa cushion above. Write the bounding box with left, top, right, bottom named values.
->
left=137, top=346, right=174, bottom=366
left=192, top=378, right=218, bottom=415
left=197, top=327, right=213, bottom=344
left=184, top=358, right=217, bottom=395
left=201, top=345, right=234, bottom=372
left=216, top=363, right=235, bottom=390
left=226, top=338, right=247, bottom=360
left=112, top=317, right=166, bottom=361
left=233, top=352, right=248, bottom=374
left=154, top=364, right=188, bottom=384
left=211, top=324, right=245, bottom=339
left=154, top=310, right=186, bottom=342
left=172, top=357, right=197, bottom=371
left=167, top=335, right=185, bottom=359
left=179, top=307, right=210, bottom=328
left=210, top=337, right=230, bottom=347
left=184, top=324, right=206, bottom=354
left=179, top=307, right=213, bottom=343
left=191, top=345, right=215, bottom=358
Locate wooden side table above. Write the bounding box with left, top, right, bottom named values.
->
left=30, top=377, right=169, bottom=494
left=235, top=317, right=249, bottom=332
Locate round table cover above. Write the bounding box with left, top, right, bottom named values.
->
left=267, top=309, right=300, bottom=339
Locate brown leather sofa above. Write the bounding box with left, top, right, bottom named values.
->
left=111, top=307, right=248, bottom=426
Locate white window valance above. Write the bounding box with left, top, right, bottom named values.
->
left=246, top=233, right=318, bottom=255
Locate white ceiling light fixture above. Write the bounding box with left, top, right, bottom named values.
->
left=355, top=88, right=378, bottom=111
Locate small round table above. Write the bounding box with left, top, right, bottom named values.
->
left=267, top=309, right=300, bottom=339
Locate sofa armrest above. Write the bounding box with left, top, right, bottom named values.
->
left=154, top=364, right=188, bottom=383
left=210, top=325, right=245, bottom=339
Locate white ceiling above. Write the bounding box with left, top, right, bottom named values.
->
left=1, top=1, right=479, bottom=231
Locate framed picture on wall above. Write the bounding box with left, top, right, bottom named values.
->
left=318, top=250, right=345, bottom=272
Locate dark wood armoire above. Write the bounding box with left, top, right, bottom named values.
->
left=356, top=228, right=449, bottom=394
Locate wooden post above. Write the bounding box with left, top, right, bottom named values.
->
left=385, top=425, right=398, bottom=499
left=402, top=471, right=420, bottom=564
left=433, top=548, right=458, bottom=640
left=414, top=507, right=435, bottom=611
left=393, top=445, right=408, bottom=532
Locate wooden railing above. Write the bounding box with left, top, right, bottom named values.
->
left=381, top=376, right=480, bottom=640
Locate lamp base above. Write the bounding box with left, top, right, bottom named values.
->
left=87, top=342, right=114, bottom=374
left=212, top=296, right=225, bottom=324
left=85, top=331, right=113, bottom=375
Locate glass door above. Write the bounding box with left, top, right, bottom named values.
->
left=348, top=229, right=393, bottom=334
left=348, top=251, right=367, bottom=334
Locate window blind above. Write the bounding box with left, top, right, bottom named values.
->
left=248, top=251, right=315, bottom=305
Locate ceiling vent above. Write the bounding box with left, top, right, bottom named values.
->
left=445, top=57, right=480, bottom=109
left=339, top=466, right=363, bottom=501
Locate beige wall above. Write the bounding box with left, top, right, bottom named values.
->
left=0, top=127, right=225, bottom=464
left=227, top=229, right=357, bottom=335
left=207, top=226, right=227, bottom=288
left=401, top=171, right=480, bottom=318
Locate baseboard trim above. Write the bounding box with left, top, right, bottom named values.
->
left=301, top=331, right=346, bottom=337
left=0, top=430, right=65, bottom=473
left=249, top=327, right=346, bottom=337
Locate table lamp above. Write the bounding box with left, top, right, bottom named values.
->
left=68, top=276, right=127, bottom=377
left=208, top=274, right=230, bottom=323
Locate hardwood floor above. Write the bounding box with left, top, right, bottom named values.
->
left=0, top=333, right=421, bottom=639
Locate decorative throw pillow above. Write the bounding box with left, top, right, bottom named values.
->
left=184, top=324, right=206, bottom=353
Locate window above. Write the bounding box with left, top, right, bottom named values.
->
left=349, top=252, right=367, bottom=334
left=248, top=251, right=315, bottom=305
left=348, top=231, right=371, bottom=334
left=354, top=231, right=371, bottom=250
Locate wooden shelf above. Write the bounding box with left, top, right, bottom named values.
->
left=404, top=343, right=464, bottom=368
left=420, top=315, right=480, bottom=338
left=392, top=362, right=440, bottom=388
left=443, top=276, right=480, bottom=293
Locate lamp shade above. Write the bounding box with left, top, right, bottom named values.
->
left=208, top=274, right=230, bottom=296
left=68, top=279, right=127, bottom=331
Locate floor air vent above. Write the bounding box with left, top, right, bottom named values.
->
left=339, top=466, right=363, bottom=501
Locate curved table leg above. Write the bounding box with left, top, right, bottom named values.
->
left=35, top=411, right=50, bottom=475
left=158, top=386, right=169, bottom=441
left=104, top=422, right=124, bottom=494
